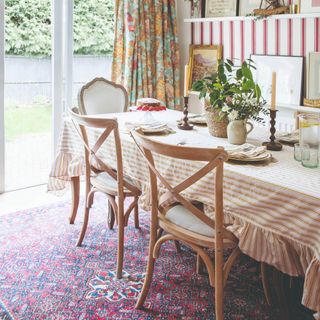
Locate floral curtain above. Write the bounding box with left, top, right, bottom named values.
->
left=112, top=0, right=180, bottom=109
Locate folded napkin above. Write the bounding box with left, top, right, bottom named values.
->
left=276, top=130, right=299, bottom=144
left=225, top=144, right=267, bottom=160
left=125, top=121, right=175, bottom=135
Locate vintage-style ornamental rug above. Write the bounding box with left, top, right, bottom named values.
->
left=0, top=196, right=313, bottom=319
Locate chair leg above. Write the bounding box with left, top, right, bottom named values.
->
left=69, top=176, right=80, bottom=224
left=134, top=197, right=139, bottom=229
left=174, top=240, right=181, bottom=253
left=135, top=251, right=155, bottom=309
left=215, top=248, right=224, bottom=320
left=196, top=253, right=205, bottom=275
left=135, top=209, right=158, bottom=309
left=116, top=214, right=125, bottom=279
left=76, top=206, right=90, bottom=246
left=107, top=200, right=115, bottom=230
left=261, top=262, right=272, bottom=305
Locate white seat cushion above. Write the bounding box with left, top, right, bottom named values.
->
left=166, top=205, right=215, bottom=237
left=91, top=172, right=135, bottom=193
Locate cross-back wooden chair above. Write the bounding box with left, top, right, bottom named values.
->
left=78, top=77, right=128, bottom=115
left=69, top=108, right=141, bottom=279
left=131, top=130, right=241, bottom=320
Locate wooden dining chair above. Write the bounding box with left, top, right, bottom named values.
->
left=78, top=77, right=128, bottom=115
left=131, top=130, right=241, bottom=320
left=69, top=108, right=141, bottom=279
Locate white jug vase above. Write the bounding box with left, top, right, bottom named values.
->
left=227, top=119, right=254, bottom=145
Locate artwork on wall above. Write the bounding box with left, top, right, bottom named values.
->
left=204, top=0, right=238, bottom=18
left=308, top=52, right=320, bottom=99
left=238, top=0, right=265, bottom=16
left=191, top=0, right=205, bottom=18
left=188, top=45, right=222, bottom=90
left=251, top=54, right=303, bottom=106
left=300, top=0, right=320, bottom=13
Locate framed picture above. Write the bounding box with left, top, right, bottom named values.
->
left=238, top=0, right=264, bottom=16
left=188, top=45, right=222, bottom=90
left=300, top=0, right=320, bottom=13
left=205, top=0, right=238, bottom=18
left=308, top=52, right=320, bottom=99
left=250, top=54, right=304, bottom=106
left=191, top=0, right=205, bottom=18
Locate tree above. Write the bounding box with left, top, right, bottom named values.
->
left=5, top=0, right=114, bottom=57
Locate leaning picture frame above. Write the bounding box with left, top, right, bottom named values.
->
left=300, top=0, right=320, bottom=13
left=308, top=52, right=320, bottom=99
left=238, top=0, right=264, bottom=16
left=250, top=54, right=304, bottom=106
left=205, top=0, right=238, bottom=18
left=188, top=45, right=222, bottom=91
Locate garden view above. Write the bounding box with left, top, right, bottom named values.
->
left=4, top=0, right=114, bottom=190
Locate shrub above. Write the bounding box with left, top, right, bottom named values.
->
left=5, top=0, right=114, bottom=57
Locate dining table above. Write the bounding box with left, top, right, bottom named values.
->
left=48, top=109, right=320, bottom=316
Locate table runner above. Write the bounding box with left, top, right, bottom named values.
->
left=49, top=110, right=320, bottom=312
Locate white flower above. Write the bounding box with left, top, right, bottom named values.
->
left=222, top=105, right=230, bottom=113
left=228, top=110, right=239, bottom=121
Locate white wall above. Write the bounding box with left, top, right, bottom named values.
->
left=176, top=1, right=203, bottom=113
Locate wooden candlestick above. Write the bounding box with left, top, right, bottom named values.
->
left=178, top=96, right=194, bottom=131
left=262, top=109, right=282, bottom=151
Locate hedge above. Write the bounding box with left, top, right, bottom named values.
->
left=5, top=0, right=114, bottom=57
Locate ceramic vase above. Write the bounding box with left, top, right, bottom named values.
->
left=227, top=119, right=254, bottom=145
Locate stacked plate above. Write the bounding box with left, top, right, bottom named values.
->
left=276, top=130, right=299, bottom=144
left=225, top=144, right=272, bottom=162
left=188, top=114, right=207, bottom=125
left=177, top=114, right=207, bottom=126
left=125, top=122, right=174, bottom=135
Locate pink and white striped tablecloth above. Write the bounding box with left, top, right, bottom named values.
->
left=49, top=110, right=320, bottom=312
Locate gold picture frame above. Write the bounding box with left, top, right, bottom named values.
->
left=188, top=44, right=222, bottom=92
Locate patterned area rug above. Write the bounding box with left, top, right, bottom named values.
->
left=0, top=196, right=312, bottom=319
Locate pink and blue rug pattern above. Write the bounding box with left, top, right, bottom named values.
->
left=0, top=196, right=312, bottom=319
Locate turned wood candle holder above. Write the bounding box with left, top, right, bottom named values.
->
left=178, top=96, right=194, bottom=131
left=262, top=109, right=283, bottom=151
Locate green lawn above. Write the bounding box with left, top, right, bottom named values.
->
left=5, top=105, right=52, bottom=140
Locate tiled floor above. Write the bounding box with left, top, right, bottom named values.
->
left=0, top=184, right=78, bottom=215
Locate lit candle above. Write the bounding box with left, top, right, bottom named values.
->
left=184, top=64, right=189, bottom=97
left=271, top=72, right=277, bottom=110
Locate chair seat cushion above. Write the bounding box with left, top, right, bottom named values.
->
left=165, top=205, right=215, bottom=237
left=91, top=172, right=135, bottom=194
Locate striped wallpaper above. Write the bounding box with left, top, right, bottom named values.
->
left=190, top=17, right=320, bottom=63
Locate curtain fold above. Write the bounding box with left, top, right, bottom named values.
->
left=112, top=0, right=180, bottom=109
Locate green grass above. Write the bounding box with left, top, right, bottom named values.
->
left=5, top=105, right=52, bottom=140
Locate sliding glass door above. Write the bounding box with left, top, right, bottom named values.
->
left=0, top=0, right=113, bottom=193
left=0, top=0, right=71, bottom=192
left=0, top=1, right=5, bottom=193
left=4, top=1, right=53, bottom=190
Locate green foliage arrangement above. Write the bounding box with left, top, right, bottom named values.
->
left=192, top=59, right=268, bottom=123
left=5, top=0, right=114, bottom=57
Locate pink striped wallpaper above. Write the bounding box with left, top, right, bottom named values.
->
left=190, top=17, right=320, bottom=62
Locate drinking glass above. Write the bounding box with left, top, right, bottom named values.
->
left=299, top=114, right=320, bottom=147
left=301, top=144, right=319, bottom=168
left=294, top=143, right=309, bottom=162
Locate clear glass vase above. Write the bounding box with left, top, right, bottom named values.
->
left=298, top=114, right=320, bottom=168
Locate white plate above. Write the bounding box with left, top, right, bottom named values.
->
left=228, top=152, right=272, bottom=162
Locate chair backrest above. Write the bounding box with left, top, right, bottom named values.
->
left=131, top=130, right=232, bottom=240
left=78, top=78, right=128, bottom=115
left=69, top=108, right=139, bottom=197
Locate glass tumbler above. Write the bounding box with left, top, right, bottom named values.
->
left=301, top=144, right=319, bottom=168
left=294, top=143, right=309, bottom=162
left=299, top=114, right=320, bottom=168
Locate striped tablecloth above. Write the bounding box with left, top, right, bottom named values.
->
left=49, top=110, right=320, bottom=312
